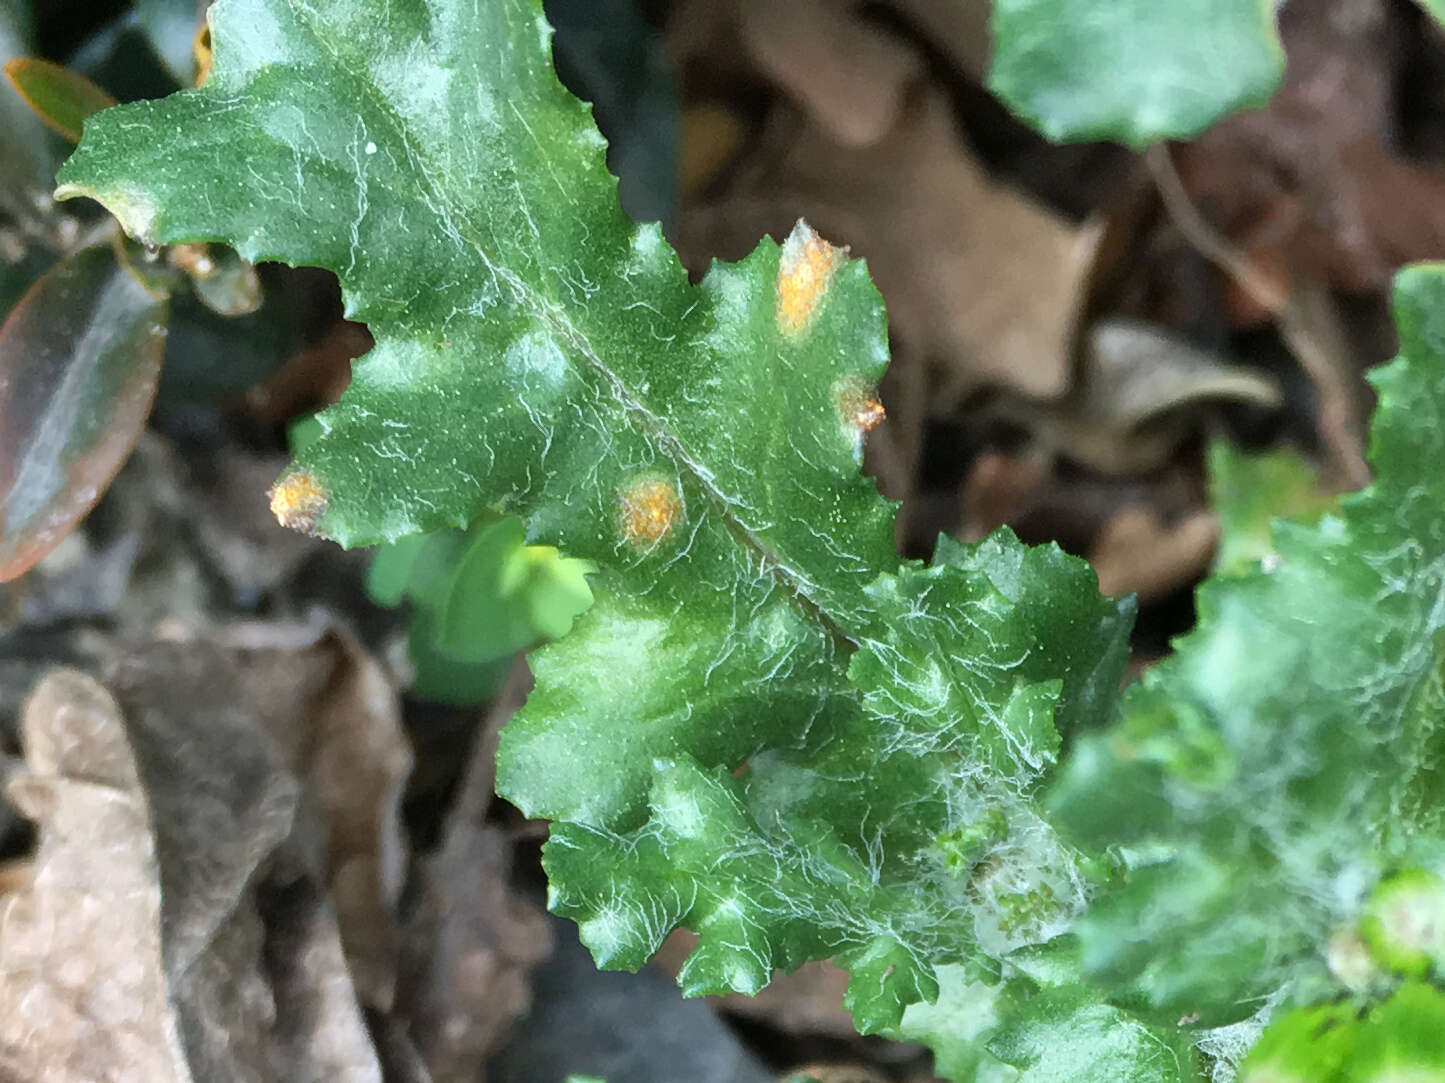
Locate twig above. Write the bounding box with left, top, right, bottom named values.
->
left=1146, top=144, right=1370, bottom=489
left=440, top=655, right=534, bottom=841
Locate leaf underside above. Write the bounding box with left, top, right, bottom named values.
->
left=56, top=0, right=1445, bottom=1078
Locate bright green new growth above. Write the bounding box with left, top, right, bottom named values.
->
left=1206, top=441, right=1338, bottom=577
left=366, top=513, right=594, bottom=704
left=53, top=0, right=1445, bottom=1077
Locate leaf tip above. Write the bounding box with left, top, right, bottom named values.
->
left=269, top=470, right=329, bottom=535
left=777, top=219, right=846, bottom=338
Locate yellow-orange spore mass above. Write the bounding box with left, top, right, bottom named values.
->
left=836, top=380, right=886, bottom=435
left=620, top=477, right=682, bottom=548
left=269, top=471, right=328, bottom=535
left=776, top=220, right=846, bottom=338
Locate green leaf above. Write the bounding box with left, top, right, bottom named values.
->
left=1048, top=264, right=1445, bottom=1026
left=988, top=0, right=1285, bottom=147
left=1359, top=868, right=1445, bottom=978
left=74, top=0, right=1445, bottom=1075
left=366, top=513, right=594, bottom=702
left=891, top=964, right=1197, bottom=1082
left=0, top=244, right=167, bottom=581
left=1346, top=981, right=1445, bottom=1080
left=1240, top=983, right=1445, bottom=1082
left=1207, top=441, right=1338, bottom=577
left=56, top=0, right=1140, bottom=1050
left=4, top=58, right=116, bottom=143
left=437, top=516, right=593, bottom=658
left=986, top=985, right=1196, bottom=1081
left=890, top=966, right=1016, bottom=1082
left=1235, top=1001, right=1357, bottom=1083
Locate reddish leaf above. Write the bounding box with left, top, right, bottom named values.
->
left=0, top=245, right=168, bottom=581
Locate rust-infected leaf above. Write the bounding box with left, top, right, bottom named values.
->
left=269, top=470, right=329, bottom=535
left=618, top=475, right=682, bottom=549
left=776, top=219, right=846, bottom=337
left=0, top=246, right=168, bottom=582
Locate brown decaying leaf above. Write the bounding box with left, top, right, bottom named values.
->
left=1089, top=507, right=1220, bottom=602
left=1174, top=0, right=1445, bottom=297
left=992, top=318, right=1282, bottom=478
left=0, top=671, right=182, bottom=1083
left=1, top=658, right=386, bottom=1082
left=734, top=0, right=922, bottom=149
left=0, top=626, right=549, bottom=1083
left=785, top=1067, right=890, bottom=1083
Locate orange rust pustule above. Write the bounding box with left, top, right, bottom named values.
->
left=837, top=381, right=886, bottom=435
left=269, top=471, right=328, bottom=535
left=194, top=25, right=213, bottom=87
left=776, top=220, right=846, bottom=338
left=620, top=477, right=682, bottom=548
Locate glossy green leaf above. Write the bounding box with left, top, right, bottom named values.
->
left=4, top=57, right=117, bottom=143
left=1048, top=264, right=1445, bottom=1026
left=0, top=244, right=167, bottom=580
left=57, top=0, right=1140, bottom=1044
left=366, top=512, right=594, bottom=703
left=988, top=0, right=1284, bottom=147
left=55, top=0, right=1445, bottom=1074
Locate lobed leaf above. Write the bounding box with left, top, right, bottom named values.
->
left=56, top=0, right=1138, bottom=1051
left=1048, top=265, right=1445, bottom=1027
left=56, top=0, right=1445, bottom=1075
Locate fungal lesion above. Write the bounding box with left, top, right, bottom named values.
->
left=834, top=375, right=886, bottom=442
left=269, top=470, right=329, bottom=535
left=776, top=219, right=846, bottom=338
left=619, top=476, right=682, bottom=549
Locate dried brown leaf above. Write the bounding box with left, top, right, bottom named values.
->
left=0, top=642, right=397, bottom=1083
left=1090, top=507, right=1220, bottom=601
left=736, top=0, right=922, bottom=148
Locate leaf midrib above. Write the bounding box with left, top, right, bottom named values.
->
left=280, top=0, right=865, bottom=645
